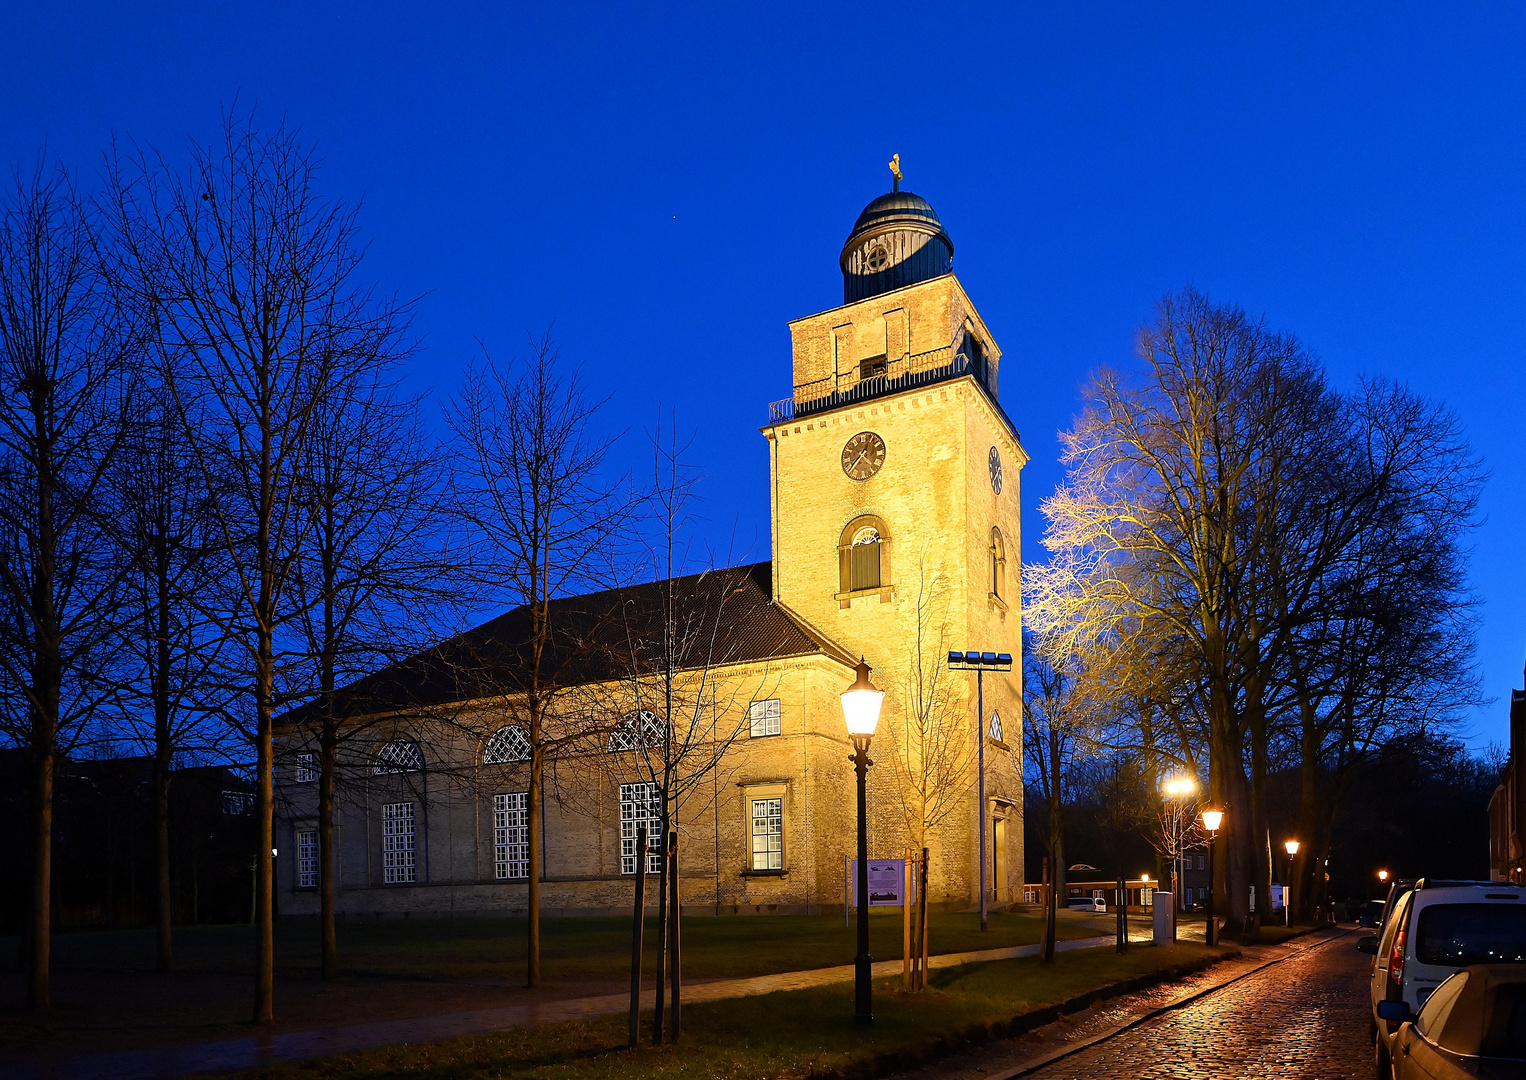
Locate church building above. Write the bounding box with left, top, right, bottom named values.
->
left=274, top=168, right=1028, bottom=917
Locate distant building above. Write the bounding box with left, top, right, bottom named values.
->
left=1487, top=660, right=1526, bottom=882
left=274, top=174, right=1027, bottom=918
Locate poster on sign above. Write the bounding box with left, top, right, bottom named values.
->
left=849, top=859, right=907, bottom=906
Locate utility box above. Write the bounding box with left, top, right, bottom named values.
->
left=1153, top=899, right=1176, bottom=945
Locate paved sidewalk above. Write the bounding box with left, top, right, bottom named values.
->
left=4, top=935, right=1119, bottom=1080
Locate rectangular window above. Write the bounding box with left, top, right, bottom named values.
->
left=493, top=792, right=529, bottom=880
left=298, top=829, right=318, bottom=888
left=296, top=753, right=318, bottom=784
left=1416, top=904, right=1526, bottom=965
left=1197, top=855, right=1206, bottom=871
left=221, top=790, right=253, bottom=815
left=850, top=543, right=881, bottom=591
left=750, top=797, right=783, bottom=870
left=749, top=699, right=781, bottom=738
left=619, top=782, right=662, bottom=875
left=382, top=802, right=416, bottom=884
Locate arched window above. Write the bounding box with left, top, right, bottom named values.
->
left=989, top=712, right=1003, bottom=742
left=483, top=726, right=531, bottom=765
left=838, top=515, right=889, bottom=595
left=374, top=738, right=424, bottom=774
left=990, top=526, right=1006, bottom=600
left=608, top=710, right=666, bottom=753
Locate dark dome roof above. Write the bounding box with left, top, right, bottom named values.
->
left=849, top=190, right=944, bottom=235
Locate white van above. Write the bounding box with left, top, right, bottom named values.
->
left=1356, top=879, right=1526, bottom=1078
left=1067, top=895, right=1106, bottom=913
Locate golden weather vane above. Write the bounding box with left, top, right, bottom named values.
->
left=889, top=153, right=902, bottom=191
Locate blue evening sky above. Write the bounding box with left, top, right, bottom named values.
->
left=3, top=3, right=1522, bottom=749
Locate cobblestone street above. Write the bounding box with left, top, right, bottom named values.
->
left=887, top=929, right=1371, bottom=1080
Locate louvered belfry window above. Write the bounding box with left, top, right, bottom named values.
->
left=849, top=527, right=881, bottom=591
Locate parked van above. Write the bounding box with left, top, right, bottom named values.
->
left=1356, top=879, right=1526, bottom=1078
left=1067, top=895, right=1106, bottom=913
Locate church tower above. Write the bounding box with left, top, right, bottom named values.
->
left=762, top=165, right=1027, bottom=903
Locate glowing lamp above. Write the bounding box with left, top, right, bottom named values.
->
left=1284, top=840, right=1300, bottom=857
left=1378, top=869, right=1389, bottom=883
left=840, top=659, right=884, bottom=739
left=1201, top=808, right=1224, bottom=833
left=1163, top=776, right=1197, bottom=797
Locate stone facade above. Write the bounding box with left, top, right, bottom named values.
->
left=274, top=194, right=1028, bottom=919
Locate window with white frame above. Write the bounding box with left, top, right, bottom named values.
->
left=298, top=829, right=319, bottom=888
left=375, top=739, right=424, bottom=774
left=749, top=698, right=781, bottom=738
left=988, top=712, right=1003, bottom=742
left=382, top=802, right=416, bottom=883
left=296, top=753, right=318, bottom=783
left=619, top=782, right=662, bottom=874
left=483, top=726, right=531, bottom=765
left=750, top=797, right=783, bottom=870
left=493, top=792, right=529, bottom=879
left=608, top=711, right=666, bottom=753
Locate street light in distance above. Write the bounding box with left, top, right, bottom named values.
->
left=1200, top=808, right=1224, bottom=946
left=840, top=658, right=884, bottom=1027
left=1378, top=869, right=1389, bottom=883
left=946, top=649, right=1013, bottom=932
left=1283, top=840, right=1300, bottom=926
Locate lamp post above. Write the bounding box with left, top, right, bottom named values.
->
left=1162, top=775, right=1197, bottom=941
left=947, top=650, right=1013, bottom=932
left=1201, top=808, right=1224, bottom=946
left=841, top=658, right=884, bottom=1026
left=1283, top=840, right=1300, bottom=927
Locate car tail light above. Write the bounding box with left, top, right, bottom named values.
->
left=1388, top=925, right=1407, bottom=994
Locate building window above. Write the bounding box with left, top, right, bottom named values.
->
left=989, top=712, right=1003, bottom=742
left=990, top=527, right=1006, bottom=600
left=838, top=516, right=890, bottom=597
left=750, top=797, right=783, bottom=870
left=375, top=739, right=424, bottom=774
left=749, top=699, right=781, bottom=738
left=493, top=792, right=529, bottom=879
left=382, top=802, right=416, bottom=883
left=484, top=726, right=531, bottom=765
left=298, top=829, right=318, bottom=888
left=221, top=790, right=253, bottom=815
left=1197, top=855, right=1206, bottom=871
left=861, top=353, right=888, bottom=378
left=296, top=753, right=318, bottom=783
left=608, top=710, right=666, bottom=753
left=619, top=782, right=662, bottom=875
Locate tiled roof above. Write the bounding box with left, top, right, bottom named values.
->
left=278, top=561, right=844, bottom=725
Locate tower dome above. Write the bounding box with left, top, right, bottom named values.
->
left=840, top=174, right=954, bottom=303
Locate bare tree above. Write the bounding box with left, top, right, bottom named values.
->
left=0, top=162, right=135, bottom=1008
left=883, top=557, right=972, bottom=983
left=446, top=336, right=627, bottom=988
left=287, top=374, right=454, bottom=979
left=105, top=113, right=412, bottom=1021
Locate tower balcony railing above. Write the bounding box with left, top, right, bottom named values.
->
left=767, top=345, right=993, bottom=425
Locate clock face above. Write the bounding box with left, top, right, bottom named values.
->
left=988, top=446, right=1003, bottom=494
left=842, top=431, right=887, bottom=481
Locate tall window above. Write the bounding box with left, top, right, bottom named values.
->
left=382, top=802, right=416, bottom=883
left=750, top=797, right=783, bottom=870
left=298, top=829, right=319, bottom=888
left=375, top=739, right=424, bottom=774
left=990, top=527, right=1006, bottom=600
left=989, top=712, right=1003, bottom=742
left=608, top=710, right=666, bottom=753
left=838, top=516, right=889, bottom=595
left=749, top=699, right=781, bottom=738
left=620, top=782, right=662, bottom=874
left=296, top=753, right=318, bottom=783
left=483, top=726, right=531, bottom=765
left=493, top=792, right=529, bottom=879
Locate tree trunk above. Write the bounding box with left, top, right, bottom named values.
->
left=319, top=729, right=338, bottom=979
left=154, top=747, right=173, bottom=972
left=253, top=627, right=275, bottom=1024
left=668, top=830, right=681, bottom=1040
left=651, top=815, right=668, bottom=1043
left=527, top=744, right=542, bottom=988
left=28, top=739, right=53, bottom=1008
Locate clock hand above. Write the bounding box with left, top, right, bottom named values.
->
left=850, top=450, right=867, bottom=472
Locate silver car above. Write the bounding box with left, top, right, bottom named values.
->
left=1380, top=965, right=1526, bottom=1079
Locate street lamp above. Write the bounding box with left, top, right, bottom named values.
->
left=947, top=650, right=1013, bottom=932
left=1201, top=808, right=1224, bottom=946
left=841, top=658, right=884, bottom=1026
left=1378, top=869, right=1389, bottom=883
left=1283, top=840, right=1300, bottom=927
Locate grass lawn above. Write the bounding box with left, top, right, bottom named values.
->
left=0, top=908, right=1096, bottom=984
left=218, top=942, right=1233, bottom=1080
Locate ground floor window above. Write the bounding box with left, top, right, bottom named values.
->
left=297, top=829, right=318, bottom=888
left=620, top=782, right=662, bottom=875
left=750, top=797, right=783, bottom=870
left=494, top=792, right=529, bottom=880
left=383, top=802, right=416, bottom=884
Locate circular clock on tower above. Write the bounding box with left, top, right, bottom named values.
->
left=988, top=446, right=1003, bottom=494
left=841, top=431, right=886, bottom=481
